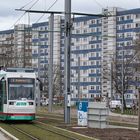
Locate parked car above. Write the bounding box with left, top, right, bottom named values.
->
left=41, top=97, right=49, bottom=106
left=109, top=100, right=121, bottom=109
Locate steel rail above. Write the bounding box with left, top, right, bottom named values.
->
left=9, top=124, right=39, bottom=140
left=34, top=121, right=79, bottom=140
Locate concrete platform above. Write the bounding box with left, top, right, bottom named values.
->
left=0, top=127, right=19, bottom=140
left=0, top=131, right=10, bottom=140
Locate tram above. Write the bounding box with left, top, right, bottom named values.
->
left=0, top=68, right=38, bottom=121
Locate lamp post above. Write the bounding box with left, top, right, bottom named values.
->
left=138, top=88, right=140, bottom=131
left=78, top=56, right=80, bottom=101
left=121, top=45, right=124, bottom=114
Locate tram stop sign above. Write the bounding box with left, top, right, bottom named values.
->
left=77, top=101, right=88, bottom=126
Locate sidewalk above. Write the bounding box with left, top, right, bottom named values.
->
left=108, top=111, right=138, bottom=127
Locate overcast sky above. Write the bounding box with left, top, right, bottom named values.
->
left=0, top=0, right=140, bottom=30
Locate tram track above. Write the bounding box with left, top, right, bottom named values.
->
left=9, top=124, right=39, bottom=140
left=6, top=121, right=80, bottom=140
left=37, top=113, right=77, bottom=124
left=34, top=121, right=79, bottom=140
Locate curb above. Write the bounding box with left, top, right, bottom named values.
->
left=54, top=126, right=99, bottom=140
left=0, top=127, right=19, bottom=140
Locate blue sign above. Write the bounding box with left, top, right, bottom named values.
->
left=77, top=101, right=88, bottom=126
left=78, top=101, right=88, bottom=112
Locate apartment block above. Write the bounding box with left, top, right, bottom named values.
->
left=0, top=24, right=32, bottom=68
left=0, top=8, right=140, bottom=101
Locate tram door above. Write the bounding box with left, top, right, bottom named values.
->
left=0, top=81, right=6, bottom=112
left=0, top=81, right=3, bottom=111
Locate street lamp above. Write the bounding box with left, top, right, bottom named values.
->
left=121, top=45, right=124, bottom=114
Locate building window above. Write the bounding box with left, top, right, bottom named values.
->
left=126, top=24, right=131, bottom=29
left=91, top=69, right=95, bottom=73
left=83, top=29, right=87, bottom=33
left=91, top=86, right=94, bottom=90
left=76, top=46, right=79, bottom=50
left=83, top=38, right=87, bottom=41
left=76, top=22, right=80, bottom=26
left=91, top=28, right=96, bottom=33
left=33, top=50, right=37, bottom=54
left=76, top=29, right=80, bottom=34
left=83, top=61, right=87, bottom=66
left=91, top=94, right=94, bottom=98
left=83, top=53, right=87, bottom=57
left=126, top=41, right=131, bottom=46
left=83, top=45, right=87, bottom=50
left=126, top=94, right=130, bottom=99
left=120, top=16, right=124, bottom=21
left=96, top=44, right=100, bottom=49
left=84, top=21, right=87, bottom=25
left=96, top=61, right=100, bottom=65
left=91, top=19, right=96, bottom=24
left=127, top=32, right=131, bottom=38
left=91, top=36, right=96, bottom=41
left=91, top=52, right=95, bottom=57
left=136, top=23, right=140, bottom=28
left=91, top=77, right=95, bottom=82
left=91, top=44, right=96, bottom=49
left=83, top=70, right=87, bottom=74
left=76, top=38, right=80, bottom=42
left=83, top=86, right=87, bottom=90
left=127, top=15, right=131, bottom=20
left=96, top=86, right=100, bottom=90
left=83, top=78, right=87, bottom=82
left=91, top=61, right=95, bottom=65
left=136, top=14, right=140, bottom=19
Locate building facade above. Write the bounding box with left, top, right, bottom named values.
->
left=0, top=24, right=32, bottom=68
left=0, top=7, right=140, bottom=101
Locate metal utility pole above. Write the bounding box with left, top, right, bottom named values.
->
left=78, top=56, right=80, bottom=101
left=64, top=0, right=71, bottom=124
left=138, top=88, right=140, bottom=131
left=38, top=34, right=41, bottom=108
left=48, top=13, right=54, bottom=112
left=110, top=62, right=113, bottom=100
left=23, top=25, right=26, bottom=68
left=121, top=46, right=124, bottom=114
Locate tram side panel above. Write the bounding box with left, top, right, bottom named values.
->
left=0, top=81, right=7, bottom=120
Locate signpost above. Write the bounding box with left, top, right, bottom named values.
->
left=77, top=101, right=88, bottom=126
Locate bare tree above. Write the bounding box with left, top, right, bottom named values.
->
left=44, top=64, right=61, bottom=101
left=112, top=40, right=140, bottom=109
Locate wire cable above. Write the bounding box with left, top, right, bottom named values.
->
left=28, top=0, right=40, bottom=10
left=94, top=0, right=104, bottom=8
left=19, top=0, right=37, bottom=9
left=9, top=0, right=40, bottom=29
left=35, top=0, right=58, bottom=23
left=9, top=12, right=26, bottom=29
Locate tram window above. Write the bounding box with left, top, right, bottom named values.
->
left=0, top=81, right=2, bottom=94
left=0, top=82, right=2, bottom=111
left=8, top=78, right=35, bottom=100
left=0, top=81, right=7, bottom=107
left=9, top=85, right=34, bottom=100
left=3, top=81, right=7, bottom=104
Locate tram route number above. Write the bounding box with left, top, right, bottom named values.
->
left=16, top=102, right=27, bottom=106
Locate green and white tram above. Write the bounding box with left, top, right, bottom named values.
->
left=0, top=68, right=37, bottom=121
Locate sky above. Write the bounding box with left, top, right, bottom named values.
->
left=0, top=0, right=140, bottom=30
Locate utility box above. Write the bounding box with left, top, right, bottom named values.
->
left=77, top=101, right=88, bottom=126
left=88, top=102, right=108, bottom=129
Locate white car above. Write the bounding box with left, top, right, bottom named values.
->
left=109, top=100, right=122, bottom=109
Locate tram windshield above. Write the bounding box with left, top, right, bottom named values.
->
left=8, top=78, right=35, bottom=100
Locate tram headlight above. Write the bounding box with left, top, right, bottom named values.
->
left=9, top=102, right=14, bottom=105
left=28, top=102, right=34, bottom=105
